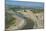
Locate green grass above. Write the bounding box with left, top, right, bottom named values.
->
left=32, top=9, right=44, bottom=13
left=5, top=14, right=16, bottom=28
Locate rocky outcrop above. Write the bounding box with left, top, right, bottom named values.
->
left=5, top=10, right=44, bottom=31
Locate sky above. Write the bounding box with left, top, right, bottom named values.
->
left=6, top=0, right=44, bottom=2
left=6, top=0, right=44, bottom=8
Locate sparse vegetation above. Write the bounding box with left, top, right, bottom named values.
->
left=5, top=5, right=44, bottom=30
left=5, top=11, right=16, bottom=28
